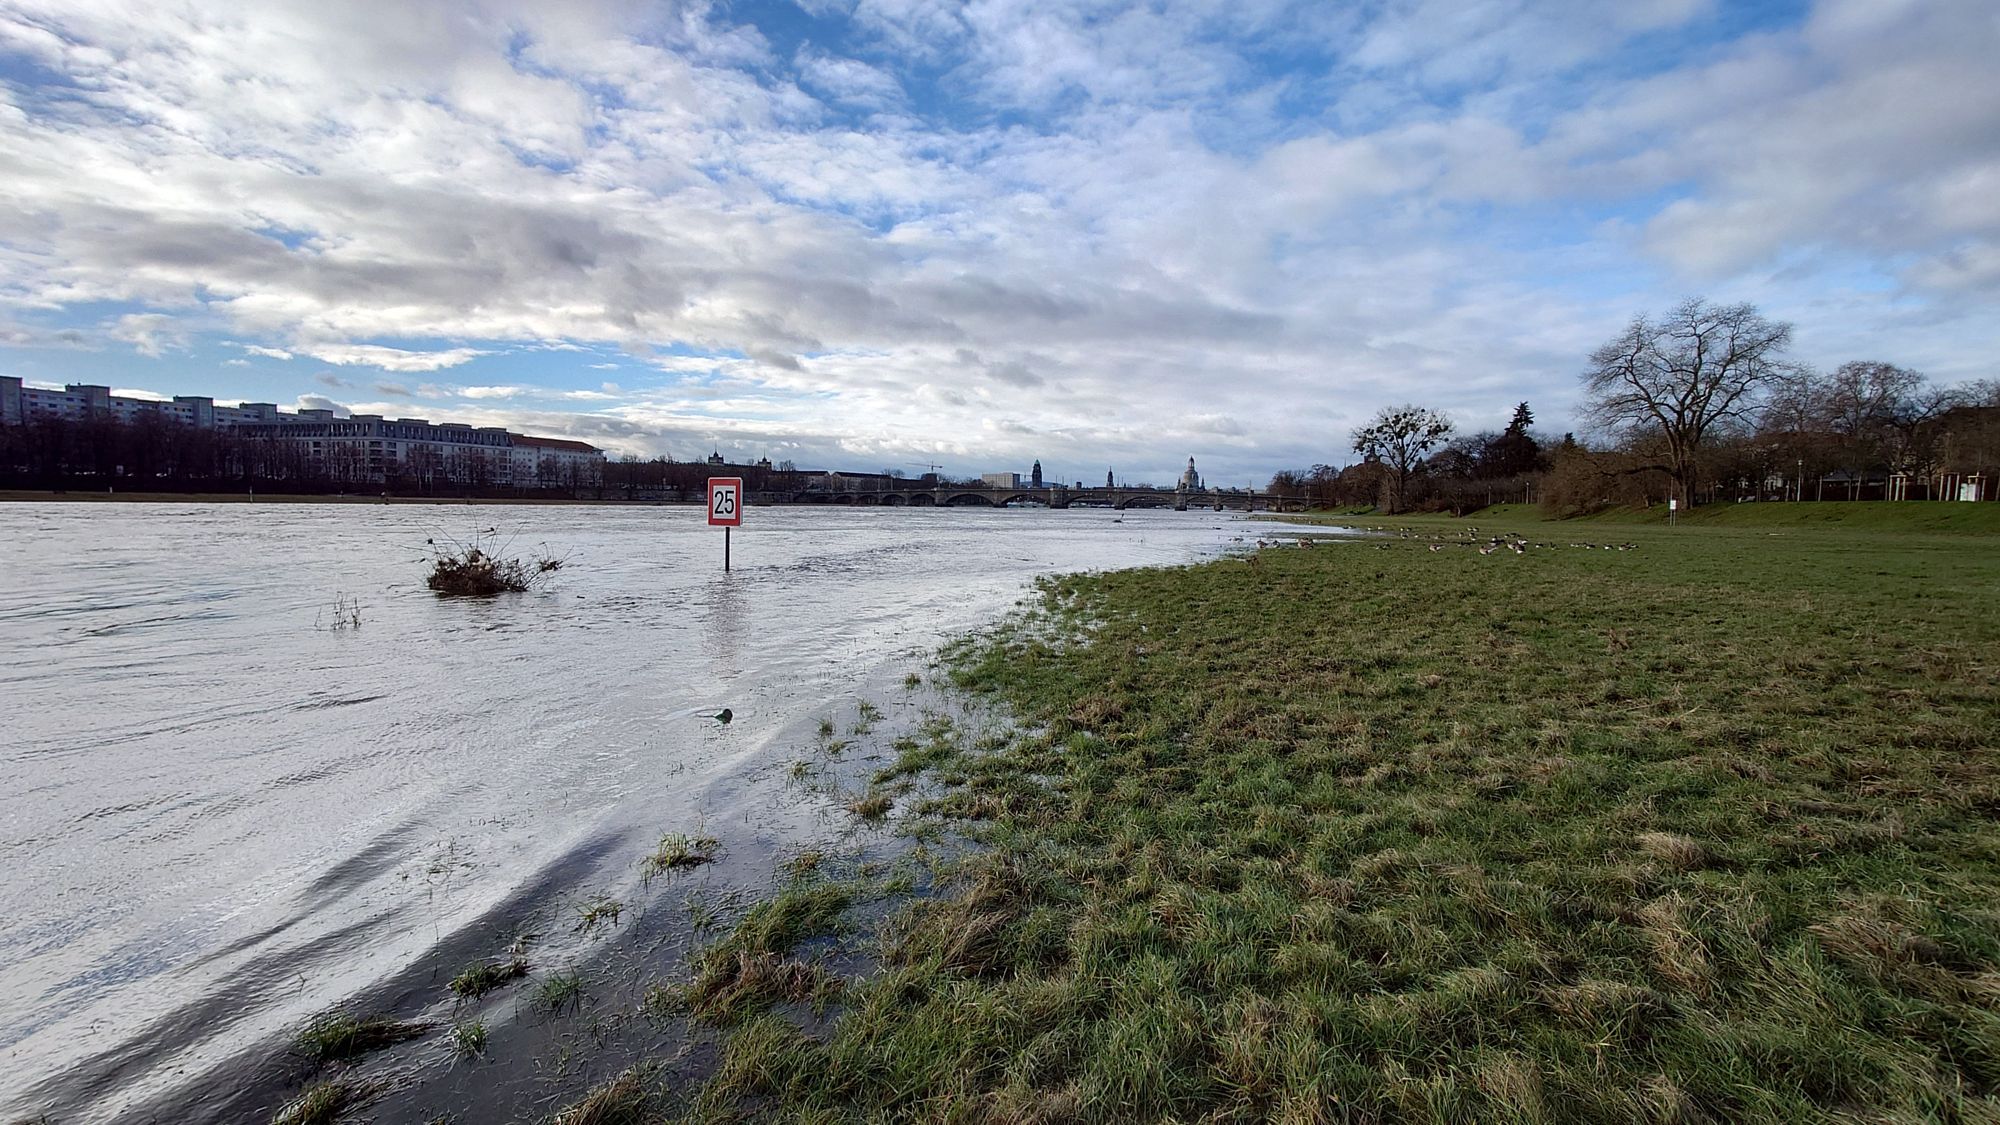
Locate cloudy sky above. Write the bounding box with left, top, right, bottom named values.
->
left=1, top=0, right=1995, bottom=484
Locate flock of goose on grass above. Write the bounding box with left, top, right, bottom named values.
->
left=1384, top=525, right=1643, bottom=554
left=1227, top=526, right=1642, bottom=561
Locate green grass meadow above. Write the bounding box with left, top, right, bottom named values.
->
left=632, top=508, right=2000, bottom=1124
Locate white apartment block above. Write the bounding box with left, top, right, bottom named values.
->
left=1, top=377, right=603, bottom=488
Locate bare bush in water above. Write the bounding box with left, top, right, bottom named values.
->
left=424, top=530, right=567, bottom=596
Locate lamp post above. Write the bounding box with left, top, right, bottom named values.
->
left=1795, top=458, right=1803, bottom=502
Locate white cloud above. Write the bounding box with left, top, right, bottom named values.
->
left=107, top=313, right=189, bottom=357
left=296, top=344, right=491, bottom=372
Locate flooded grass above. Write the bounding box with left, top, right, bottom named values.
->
left=448, top=957, right=529, bottom=999
left=290, top=1010, right=428, bottom=1064
left=574, top=896, right=625, bottom=934
left=535, top=968, right=586, bottom=1015
left=852, top=700, right=883, bottom=734
left=553, top=1066, right=657, bottom=1125
left=666, top=877, right=860, bottom=1027
left=451, top=1019, right=488, bottom=1058
left=270, top=1078, right=365, bottom=1125
left=673, top=516, right=2000, bottom=1122
left=641, top=833, right=718, bottom=880
left=845, top=792, right=893, bottom=820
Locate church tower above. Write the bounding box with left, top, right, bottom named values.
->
left=1180, top=457, right=1201, bottom=491
left=1031, top=460, right=1043, bottom=488
left=1106, top=468, right=1115, bottom=488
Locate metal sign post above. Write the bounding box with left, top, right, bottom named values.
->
left=707, top=477, right=742, bottom=570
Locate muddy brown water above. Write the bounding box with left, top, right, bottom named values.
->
left=0, top=502, right=1352, bottom=1122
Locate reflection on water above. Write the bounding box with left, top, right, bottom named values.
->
left=0, top=501, right=1319, bottom=1120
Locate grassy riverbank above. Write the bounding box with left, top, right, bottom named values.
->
left=637, top=517, right=1999, bottom=1123
left=1308, top=500, right=2000, bottom=535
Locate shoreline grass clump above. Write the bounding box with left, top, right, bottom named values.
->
left=451, top=1019, right=487, bottom=1059
left=270, top=1078, right=365, bottom=1125
left=448, top=956, right=529, bottom=999
left=553, top=1066, right=657, bottom=1125
left=677, top=516, right=2000, bottom=1123
left=845, top=791, right=893, bottom=820
left=666, top=878, right=858, bottom=1027
left=573, top=896, right=624, bottom=934
left=642, top=832, right=718, bottom=880
left=424, top=529, right=566, bottom=596
left=535, top=967, right=586, bottom=1015
left=291, top=1010, right=428, bottom=1064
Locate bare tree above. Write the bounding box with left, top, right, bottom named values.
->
left=1824, top=361, right=1924, bottom=494
left=1351, top=404, right=1453, bottom=513
left=1583, top=298, right=1793, bottom=508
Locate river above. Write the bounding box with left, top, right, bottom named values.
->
left=0, top=501, right=1315, bottom=1121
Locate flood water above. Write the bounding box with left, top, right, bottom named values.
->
left=0, top=501, right=1299, bottom=1121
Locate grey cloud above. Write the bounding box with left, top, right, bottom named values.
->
left=987, top=361, right=1043, bottom=389
left=293, top=394, right=348, bottom=415
left=747, top=348, right=802, bottom=371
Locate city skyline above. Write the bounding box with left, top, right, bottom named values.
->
left=1, top=0, right=1996, bottom=486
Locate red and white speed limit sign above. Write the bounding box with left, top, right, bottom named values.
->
left=706, top=477, right=742, bottom=527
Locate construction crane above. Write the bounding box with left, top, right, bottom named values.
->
left=906, top=462, right=944, bottom=477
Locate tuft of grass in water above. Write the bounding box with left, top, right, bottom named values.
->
left=780, top=849, right=824, bottom=879
left=448, top=957, right=528, bottom=999
left=536, top=968, right=586, bottom=1015
left=681, top=517, right=2000, bottom=1122
left=641, top=833, right=717, bottom=880
left=852, top=700, right=883, bottom=734
left=291, top=1010, right=428, bottom=1064
left=270, top=1078, right=364, bottom=1125
left=573, top=896, right=624, bottom=933
left=674, top=880, right=857, bottom=1025
left=903, top=672, right=923, bottom=689
left=677, top=951, right=842, bottom=1024
left=816, top=717, right=836, bottom=738
left=553, top=1066, right=655, bottom=1125
left=846, top=792, right=893, bottom=820
left=451, top=1018, right=488, bottom=1059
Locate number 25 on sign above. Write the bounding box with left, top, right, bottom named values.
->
left=707, top=477, right=742, bottom=571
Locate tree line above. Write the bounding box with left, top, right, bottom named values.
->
left=1270, top=298, right=2000, bottom=514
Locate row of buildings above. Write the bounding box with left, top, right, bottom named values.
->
left=1, top=377, right=604, bottom=489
